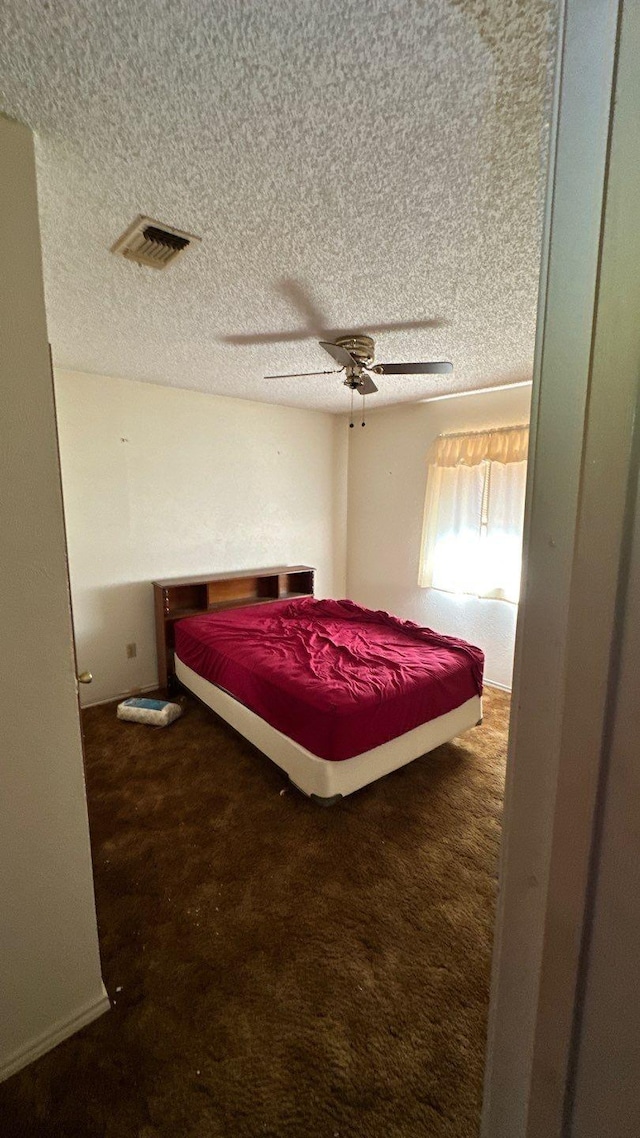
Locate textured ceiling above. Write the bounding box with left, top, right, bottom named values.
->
left=0, top=0, right=555, bottom=413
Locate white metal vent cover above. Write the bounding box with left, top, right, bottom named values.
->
left=110, top=215, right=201, bottom=269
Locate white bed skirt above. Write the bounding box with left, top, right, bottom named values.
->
left=175, top=655, right=482, bottom=800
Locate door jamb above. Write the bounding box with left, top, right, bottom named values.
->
left=481, top=0, right=634, bottom=1134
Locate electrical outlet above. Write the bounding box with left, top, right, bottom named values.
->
left=126, top=642, right=137, bottom=659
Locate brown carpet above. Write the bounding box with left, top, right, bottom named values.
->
left=0, top=687, right=509, bottom=1138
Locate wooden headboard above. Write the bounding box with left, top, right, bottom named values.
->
left=153, top=565, right=315, bottom=691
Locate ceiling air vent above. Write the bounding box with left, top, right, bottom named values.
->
left=110, top=215, right=201, bottom=269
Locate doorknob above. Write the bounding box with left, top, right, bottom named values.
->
left=77, top=671, right=93, bottom=684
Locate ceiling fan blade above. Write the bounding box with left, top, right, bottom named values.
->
left=358, top=374, right=378, bottom=395
left=264, top=369, right=342, bottom=379
left=319, top=341, right=359, bottom=368
left=374, top=361, right=453, bottom=375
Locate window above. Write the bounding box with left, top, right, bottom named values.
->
left=419, top=426, right=529, bottom=603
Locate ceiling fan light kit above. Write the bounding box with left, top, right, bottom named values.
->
left=264, top=334, right=453, bottom=425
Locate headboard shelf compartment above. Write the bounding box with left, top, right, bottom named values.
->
left=153, top=566, right=315, bottom=690
left=206, top=574, right=279, bottom=607
left=163, top=582, right=208, bottom=618
left=279, top=569, right=314, bottom=598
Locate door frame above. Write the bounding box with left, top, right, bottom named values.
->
left=482, top=0, right=640, bottom=1133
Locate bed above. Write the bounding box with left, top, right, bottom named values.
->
left=155, top=569, right=484, bottom=804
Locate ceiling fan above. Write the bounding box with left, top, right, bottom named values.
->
left=264, top=334, right=453, bottom=399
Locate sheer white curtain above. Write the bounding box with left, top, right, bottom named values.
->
left=423, top=464, right=486, bottom=595
left=419, top=427, right=528, bottom=603
left=480, top=460, right=528, bottom=601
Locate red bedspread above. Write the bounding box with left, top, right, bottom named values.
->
left=174, top=597, right=483, bottom=761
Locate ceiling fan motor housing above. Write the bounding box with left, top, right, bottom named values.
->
left=334, top=334, right=375, bottom=367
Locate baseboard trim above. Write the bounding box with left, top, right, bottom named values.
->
left=83, top=684, right=158, bottom=709
left=484, top=679, right=512, bottom=693
left=0, top=984, right=110, bottom=1084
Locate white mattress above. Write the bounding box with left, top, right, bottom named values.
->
left=175, top=654, right=482, bottom=801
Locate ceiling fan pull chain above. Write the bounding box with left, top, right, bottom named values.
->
left=362, top=390, right=366, bottom=427
left=349, top=386, right=354, bottom=428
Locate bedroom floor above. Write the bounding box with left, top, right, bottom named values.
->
left=0, top=688, right=510, bottom=1138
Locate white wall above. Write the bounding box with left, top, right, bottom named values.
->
left=56, top=370, right=528, bottom=701
left=346, top=385, right=532, bottom=689
left=55, top=370, right=348, bottom=706
left=0, top=117, right=106, bottom=1081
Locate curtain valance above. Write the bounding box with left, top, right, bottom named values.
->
left=428, top=425, right=529, bottom=468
